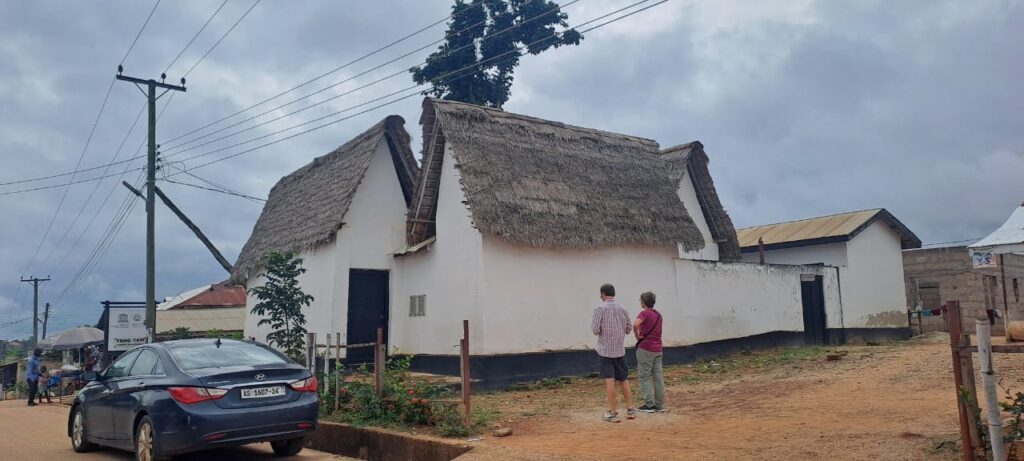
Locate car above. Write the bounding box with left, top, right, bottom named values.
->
left=67, top=338, right=318, bottom=460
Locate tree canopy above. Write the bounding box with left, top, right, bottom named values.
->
left=412, top=0, right=582, bottom=108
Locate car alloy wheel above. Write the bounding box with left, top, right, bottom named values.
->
left=72, top=411, right=84, bottom=447
left=136, top=420, right=154, bottom=461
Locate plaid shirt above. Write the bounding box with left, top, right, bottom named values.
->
left=591, top=299, right=632, bottom=358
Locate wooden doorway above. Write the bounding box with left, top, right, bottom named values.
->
left=801, top=275, right=828, bottom=345
left=346, top=270, right=389, bottom=366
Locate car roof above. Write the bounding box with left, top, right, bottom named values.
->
left=152, top=338, right=256, bottom=350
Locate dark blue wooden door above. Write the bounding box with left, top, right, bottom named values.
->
left=346, top=270, right=388, bottom=366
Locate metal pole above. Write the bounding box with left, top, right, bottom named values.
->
left=977, top=319, right=1006, bottom=461
left=1001, top=254, right=1010, bottom=336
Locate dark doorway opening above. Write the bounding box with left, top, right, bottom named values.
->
left=801, top=275, right=827, bottom=345
left=346, top=270, right=389, bottom=366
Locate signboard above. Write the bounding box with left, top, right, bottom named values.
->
left=107, top=306, right=149, bottom=352
left=971, top=250, right=998, bottom=269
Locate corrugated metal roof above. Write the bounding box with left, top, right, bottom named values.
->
left=969, top=203, right=1024, bottom=254
left=736, top=209, right=921, bottom=250
left=156, top=307, right=245, bottom=333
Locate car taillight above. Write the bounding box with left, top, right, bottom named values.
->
left=168, top=387, right=228, bottom=404
left=289, top=376, right=317, bottom=393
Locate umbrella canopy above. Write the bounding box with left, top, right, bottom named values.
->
left=39, top=327, right=104, bottom=350
left=969, top=202, right=1024, bottom=254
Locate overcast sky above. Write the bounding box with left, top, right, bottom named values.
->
left=1, top=0, right=1021, bottom=340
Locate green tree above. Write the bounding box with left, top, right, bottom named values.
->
left=248, top=251, right=313, bottom=359
left=169, top=327, right=193, bottom=340
left=411, top=0, right=581, bottom=108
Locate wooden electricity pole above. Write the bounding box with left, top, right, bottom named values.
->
left=115, top=69, right=186, bottom=339
left=20, top=276, right=50, bottom=352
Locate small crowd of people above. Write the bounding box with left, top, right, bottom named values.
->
left=591, top=283, right=665, bottom=423
left=24, top=348, right=72, bottom=406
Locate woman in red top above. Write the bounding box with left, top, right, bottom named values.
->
left=633, top=291, right=665, bottom=413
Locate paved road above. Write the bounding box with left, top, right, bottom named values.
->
left=0, top=399, right=350, bottom=460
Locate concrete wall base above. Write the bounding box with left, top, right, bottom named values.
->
left=307, top=421, right=471, bottom=461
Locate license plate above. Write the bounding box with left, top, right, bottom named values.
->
left=240, top=385, right=286, bottom=399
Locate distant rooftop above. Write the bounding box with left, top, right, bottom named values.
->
left=736, top=208, right=921, bottom=252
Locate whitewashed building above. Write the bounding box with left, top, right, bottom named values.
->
left=233, top=100, right=908, bottom=386
left=736, top=209, right=922, bottom=338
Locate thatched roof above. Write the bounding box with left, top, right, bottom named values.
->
left=407, top=99, right=705, bottom=250
left=231, top=116, right=417, bottom=284
left=661, top=142, right=742, bottom=262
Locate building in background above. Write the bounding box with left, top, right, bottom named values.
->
left=737, top=209, right=922, bottom=333
left=156, top=281, right=247, bottom=339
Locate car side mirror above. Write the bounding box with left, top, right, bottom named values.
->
left=83, top=371, right=99, bottom=382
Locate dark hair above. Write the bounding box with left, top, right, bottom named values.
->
left=33, top=348, right=42, bottom=357
left=600, top=283, right=615, bottom=297
left=640, top=291, right=656, bottom=308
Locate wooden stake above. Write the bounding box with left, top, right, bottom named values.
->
left=374, top=327, right=384, bottom=396
left=324, top=333, right=331, bottom=400
left=978, top=319, right=1006, bottom=461
left=947, top=301, right=978, bottom=461
left=462, top=319, right=472, bottom=427
left=335, top=332, right=341, bottom=413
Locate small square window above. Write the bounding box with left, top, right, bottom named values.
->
left=409, top=295, right=426, bottom=317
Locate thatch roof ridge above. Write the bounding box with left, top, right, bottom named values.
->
left=412, top=98, right=705, bottom=250
left=659, top=141, right=741, bottom=261
left=230, top=115, right=415, bottom=285
left=428, top=99, right=661, bottom=149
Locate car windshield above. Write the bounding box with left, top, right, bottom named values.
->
left=169, top=342, right=288, bottom=371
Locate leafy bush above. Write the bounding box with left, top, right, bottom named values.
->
left=320, top=354, right=476, bottom=436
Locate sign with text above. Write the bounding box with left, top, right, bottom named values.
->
left=971, top=250, right=998, bottom=269
left=107, top=306, right=149, bottom=351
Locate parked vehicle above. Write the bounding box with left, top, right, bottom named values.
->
left=67, top=338, right=318, bottom=460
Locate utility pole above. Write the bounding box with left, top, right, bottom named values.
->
left=20, top=276, right=50, bottom=351
left=116, top=67, right=186, bottom=340
left=41, top=302, right=51, bottom=340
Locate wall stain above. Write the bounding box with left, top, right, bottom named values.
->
left=866, top=310, right=906, bottom=327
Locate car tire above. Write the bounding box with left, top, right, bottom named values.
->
left=70, top=406, right=98, bottom=453
left=270, top=437, right=306, bottom=457
left=134, top=416, right=167, bottom=461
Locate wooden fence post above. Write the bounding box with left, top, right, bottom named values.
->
left=335, top=332, right=341, bottom=413
left=462, top=319, right=472, bottom=427
left=324, top=333, right=332, bottom=399
left=947, top=301, right=980, bottom=461
left=374, top=327, right=384, bottom=396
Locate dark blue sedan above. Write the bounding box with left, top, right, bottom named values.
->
left=68, top=338, right=318, bottom=460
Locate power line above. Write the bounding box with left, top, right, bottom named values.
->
left=161, top=0, right=565, bottom=154
left=120, top=0, right=162, bottom=66
left=162, top=178, right=266, bottom=203
left=0, top=0, right=492, bottom=189
left=38, top=102, right=147, bottom=271
left=183, top=0, right=261, bottom=78
left=168, top=0, right=661, bottom=176
left=158, top=0, right=490, bottom=147
left=920, top=238, right=983, bottom=247
left=164, top=0, right=229, bottom=74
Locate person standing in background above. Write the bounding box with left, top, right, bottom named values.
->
left=25, top=348, right=41, bottom=406
left=634, top=291, right=665, bottom=413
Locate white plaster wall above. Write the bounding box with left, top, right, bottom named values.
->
left=740, top=241, right=849, bottom=266
left=244, top=138, right=410, bottom=346
left=480, top=240, right=679, bottom=354
left=329, top=139, right=411, bottom=338
left=391, top=145, right=485, bottom=355
left=674, top=171, right=719, bottom=261
left=842, top=221, right=909, bottom=327
left=674, top=260, right=841, bottom=344
left=243, top=243, right=337, bottom=344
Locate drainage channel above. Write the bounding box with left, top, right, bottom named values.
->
left=308, top=421, right=473, bottom=461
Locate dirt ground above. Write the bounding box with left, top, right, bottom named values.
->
left=458, top=333, right=1024, bottom=461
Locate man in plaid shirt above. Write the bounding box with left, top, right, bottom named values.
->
left=591, top=283, right=636, bottom=422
